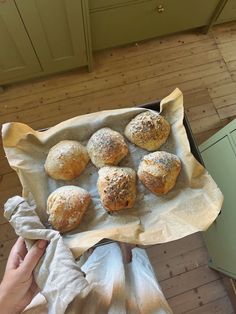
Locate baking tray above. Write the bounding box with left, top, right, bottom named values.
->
left=94, top=100, right=204, bottom=248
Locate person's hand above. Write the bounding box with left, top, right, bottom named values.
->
left=0, top=237, right=47, bottom=314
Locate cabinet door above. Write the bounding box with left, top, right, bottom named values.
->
left=15, top=0, right=88, bottom=73
left=201, top=135, right=236, bottom=277
left=0, top=1, right=41, bottom=84
left=217, top=0, right=236, bottom=23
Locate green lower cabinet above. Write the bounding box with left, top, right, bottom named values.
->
left=15, top=0, right=89, bottom=74
left=89, top=0, right=135, bottom=10
left=90, top=0, right=219, bottom=50
left=0, top=1, right=41, bottom=84
left=217, top=0, right=236, bottom=23
left=231, top=130, right=236, bottom=146
left=1, top=0, right=236, bottom=85
left=200, top=119, right=236, bottom=278
left=0, top=0, right=91, bottom=85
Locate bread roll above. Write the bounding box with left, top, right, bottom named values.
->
left=87, top=128, right=128, bottom=168
left=124, top=111, right=170, bottom=151
left=97, top=166, right=136, bottom=212
left=47, top=185, right=90, bottom=233
left=45, top=140, right=89, bottom=181
left=138, top=151, right=181, bottom=195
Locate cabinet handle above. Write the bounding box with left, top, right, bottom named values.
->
left=157, top=4, right=164, bottom=13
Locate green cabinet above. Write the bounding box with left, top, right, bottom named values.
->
left=89, top=0, right=219, bottom=50
left=0, top=0, right=91, bottom=85
left=200, top=119, right=236, bottom=278
left=1, top=0, right=236, bottom=85
left=89, top=0, right=134, bottom=10
left=15, top=0, right=88, bottom=73
left=231, top=130, right=236, bottom=146
left=0, top=1, right=41, bottom=83
left=217, top=0, right=236, bottom=23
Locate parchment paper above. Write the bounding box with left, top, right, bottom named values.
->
left=2, top=89, right=223, bottom=257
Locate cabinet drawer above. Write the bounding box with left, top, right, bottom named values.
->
left=90, top=0, right=218, bottom=50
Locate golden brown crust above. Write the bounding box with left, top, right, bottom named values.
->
left=124, top=111, right=170, bottom=151
left=44, top=140, right=89, bottom=181
left=138, top=151, right=181, bottom=195
left=97, top=166, right=136, bottom=212
left=47, top=185, right=91, bottom=233
left=87, top=128, right=128, bottom=168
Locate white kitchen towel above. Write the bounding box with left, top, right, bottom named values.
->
left=4, top=197, right=172, bottom=314
left=72, top=244, right=173, bottom=314
left=4, top=196, right=89, bottom=314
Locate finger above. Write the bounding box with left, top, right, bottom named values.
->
left=119, top=242, right=135, bottom=264
left=6, top=237, right=27, bottom=271
left=20, top=240, right=47, bottom=278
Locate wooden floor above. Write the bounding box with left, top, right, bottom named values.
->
left=1, top=21, right=236, bottom=313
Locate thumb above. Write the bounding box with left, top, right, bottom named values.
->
left=20, top=240, right=48, bottom=278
